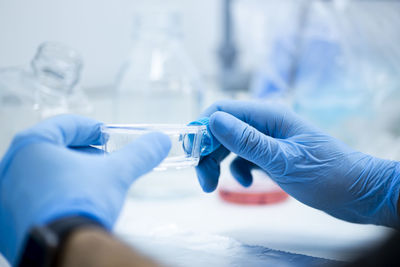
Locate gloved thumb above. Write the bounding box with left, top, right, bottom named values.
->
left=209, top=111, right=282, bottom=171
left=107, top=132, right=171, bottom=186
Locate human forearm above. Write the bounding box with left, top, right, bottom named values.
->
left=58, top=228, right=161, bottom=267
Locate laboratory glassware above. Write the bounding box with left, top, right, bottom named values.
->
left=0, top=42, right=92, bottom=155
left=218, top=168, right=288, bottom=205
left=101, top=123, right=209, bottom=199
left=100, top=124, right=208, bottom=170
left=114, top=9, right=203, bottom=124
left=31, top=42, right=91, bottom=118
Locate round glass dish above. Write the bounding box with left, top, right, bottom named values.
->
left=101, top=124, right=208, bottom=170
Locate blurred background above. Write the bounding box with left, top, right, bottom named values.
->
left=1, top=0, right=400, bottom=266
left=2, top=0, right=400, bottom=156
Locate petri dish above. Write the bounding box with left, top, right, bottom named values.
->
left=218, top=187, right=288, bottom=205
left=101, top=124, right=208, bottom=170
left=218, top=168, right=289, bottom=205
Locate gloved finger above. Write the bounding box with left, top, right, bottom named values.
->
left=202, top=100, right=311, bottom=138
left=195, top=146, right=230, bottom=193
left=230, top=157, right=257, bottom=187
left=12, top=114, right=104, bottom=148
left=209, top=111, right=282, bottom=172
left=108, top=132, right=171, bottom=186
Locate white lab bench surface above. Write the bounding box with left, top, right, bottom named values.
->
left=3, top=169, right=389, bottom=267
left=113, top=168, right=393, bottom=267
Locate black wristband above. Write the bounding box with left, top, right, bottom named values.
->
left=17, top=216, right=104, bottom=267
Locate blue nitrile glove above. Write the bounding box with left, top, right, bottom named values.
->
left=196, top=100, right=400, bottom=228
left=0, top=115, right=171, bottom=265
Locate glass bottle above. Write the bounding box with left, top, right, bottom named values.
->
left=114, top=10, right=203, bottom=124
left=31, top=42, right=91, bottom=118
left=0, top=42, right=91, bottom=155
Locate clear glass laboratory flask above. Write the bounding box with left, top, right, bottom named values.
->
left=0, top=42, right=91, bottom=155
left=114, top=10, right=203, bottom=124
left=31, top=42, right=92, bottom=118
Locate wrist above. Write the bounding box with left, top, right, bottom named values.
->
left=391, top=161, right=400, bottom=228
left=16, top=215, right=104, bottom=267
left=58, top=228, right=161, bottom=267
left=345, top=156, right=400, bottom=228
left=376, top=159, right=400, bottom=228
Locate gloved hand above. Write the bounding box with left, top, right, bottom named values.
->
left=196, top=100, right=400, bottom=228
left=0, top=115, right=171, bottom=265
